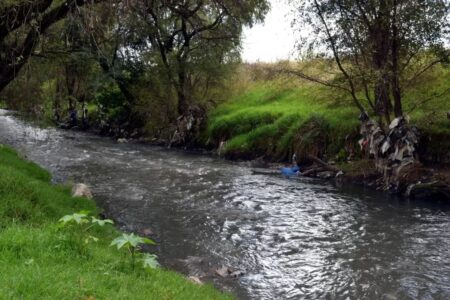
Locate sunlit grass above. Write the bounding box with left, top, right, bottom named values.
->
left=207, top=80, right=358, bottom=159
left=207, top=63, right=450, bottom=161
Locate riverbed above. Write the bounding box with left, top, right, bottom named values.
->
left=0, top=109, right=449, bottom=299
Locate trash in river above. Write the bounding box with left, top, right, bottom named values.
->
left=281, top=165, right=300, bottom=177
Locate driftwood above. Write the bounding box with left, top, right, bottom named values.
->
left=306, top=155, right=340, bottom=171
left=295, top=155, right=341, bottom=178
left=301, top=167, right=327, bottom=177
left=251, top=155, right=340, bottom=178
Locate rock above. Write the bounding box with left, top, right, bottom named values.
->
left=188, top=276, right=203, bottom=285
left=407, top=181, right=450, bottom=201
left=117, top=138, right=128, bottom=143
left=214, top=266, right=245, bottom=278
left=141, top=228, right=154, bottom=236
left=316, top=171, right=335, bottom=179
left=71, top=183, right=93, bottom=199
left=215, top=266, right=230, bottom=278
left=335, top=170, right=344, bottom=178
left=229, top=270, right=245, bottom=278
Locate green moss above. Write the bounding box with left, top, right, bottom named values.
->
left=0, top=145, right=232, bottom=300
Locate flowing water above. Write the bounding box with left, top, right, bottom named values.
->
left=1, top=109, right=449, bottom=300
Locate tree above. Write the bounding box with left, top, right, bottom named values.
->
left=128, top=0, right=269, bottom=115
left=0, top=0, right=105, bottom=92
left=291, top=0, right=450, bottom=125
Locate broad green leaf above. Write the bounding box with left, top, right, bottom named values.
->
left=142, top=254, right=160, bottom=269
left=110, top=236, right=130, bottom=250
left=142, top=237, right=157, bottom=245
left=58, top=212, right=89, bottom=226
left=110, top=233, right=157, bottom=250
left=91, top=217, right=114, bottom=226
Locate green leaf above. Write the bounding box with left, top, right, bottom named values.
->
left=110, top=233, right=157, bottom=250
left=110, top=236, right=129, bottom=250
left=142, top=237, right=157, bottom=245
left=84, top=235, right=99, bottom=244
left=58, top=212, right=89, bottom=226
left=91, top=217, right=114, bottom=226
left=142, top=254, right=160, bottom=269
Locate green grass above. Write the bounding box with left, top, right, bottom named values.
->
left=207, top=79, right=359, bottom=160
left=206, top=64, right=450, bottom=161
left=0, top=145, right=232, bottom=300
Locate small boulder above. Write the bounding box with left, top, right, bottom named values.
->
left=214, top=266, right=245, bottom=278
left=215, top=266, right=229, bottom=278
left=407, top=181, right=450, bottom=201
left=316, top=171, right=335, bottom=179
left=72, top=183, right=93, bottom=199
left=188, top=276, right=203, bottom=285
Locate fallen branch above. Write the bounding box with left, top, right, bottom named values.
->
left=306, top=155, right=340, bottom=172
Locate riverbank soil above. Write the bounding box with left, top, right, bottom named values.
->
left=0, top=145, right=232, bottom=299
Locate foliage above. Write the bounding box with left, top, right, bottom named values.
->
left=110, top=233, right=156, bottom=250
left=58, top=211, right=90, bottom=226
left=113, top=0, right=270, bottom=115
left=1, top=0, right=270, bottom=139
left=291, top=0, right=450, bottom=124
left=91, top=216, right=114, bottom=227
left=142, top=253, right=160, bottom=269
left=206, top=62, right=450, bottom=161
left=111, top=233, right=156, bottom=270
left=0, top=0, right=107, bottom=92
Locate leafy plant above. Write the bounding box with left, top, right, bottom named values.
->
left=142, top=253, right=160, bottom=269
left=58, top=211, right=90, bottom=227
left=58, top=212, right=114, bottom=245
left=110, top=233, right=156, bottom=270
left=90, top=217, right=114, bottom=227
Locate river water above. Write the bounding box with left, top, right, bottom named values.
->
left=1, top=109, right=449, bottom=299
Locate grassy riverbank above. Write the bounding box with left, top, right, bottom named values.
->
left=206, top=63, right=450, bottom=162
left=0, top=145, right=232, bottom=299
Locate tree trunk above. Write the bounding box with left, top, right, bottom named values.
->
left=0, top=0, right=105, bottom=93
left=177, top=59, right=189, bottom=116
left=371, top=0, right=392, bottom=125
left=391, top=1, right=403, bottom=117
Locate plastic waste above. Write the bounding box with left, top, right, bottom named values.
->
left=281, top=165, right=300, bottom=177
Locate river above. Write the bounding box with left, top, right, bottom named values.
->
left=0, top=109, right=449, bottom=299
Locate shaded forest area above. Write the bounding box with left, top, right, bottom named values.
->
left=0, top=0, right=269, bottom=145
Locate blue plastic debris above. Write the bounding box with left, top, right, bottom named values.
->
left=281, top=165, right=300, bottom=177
